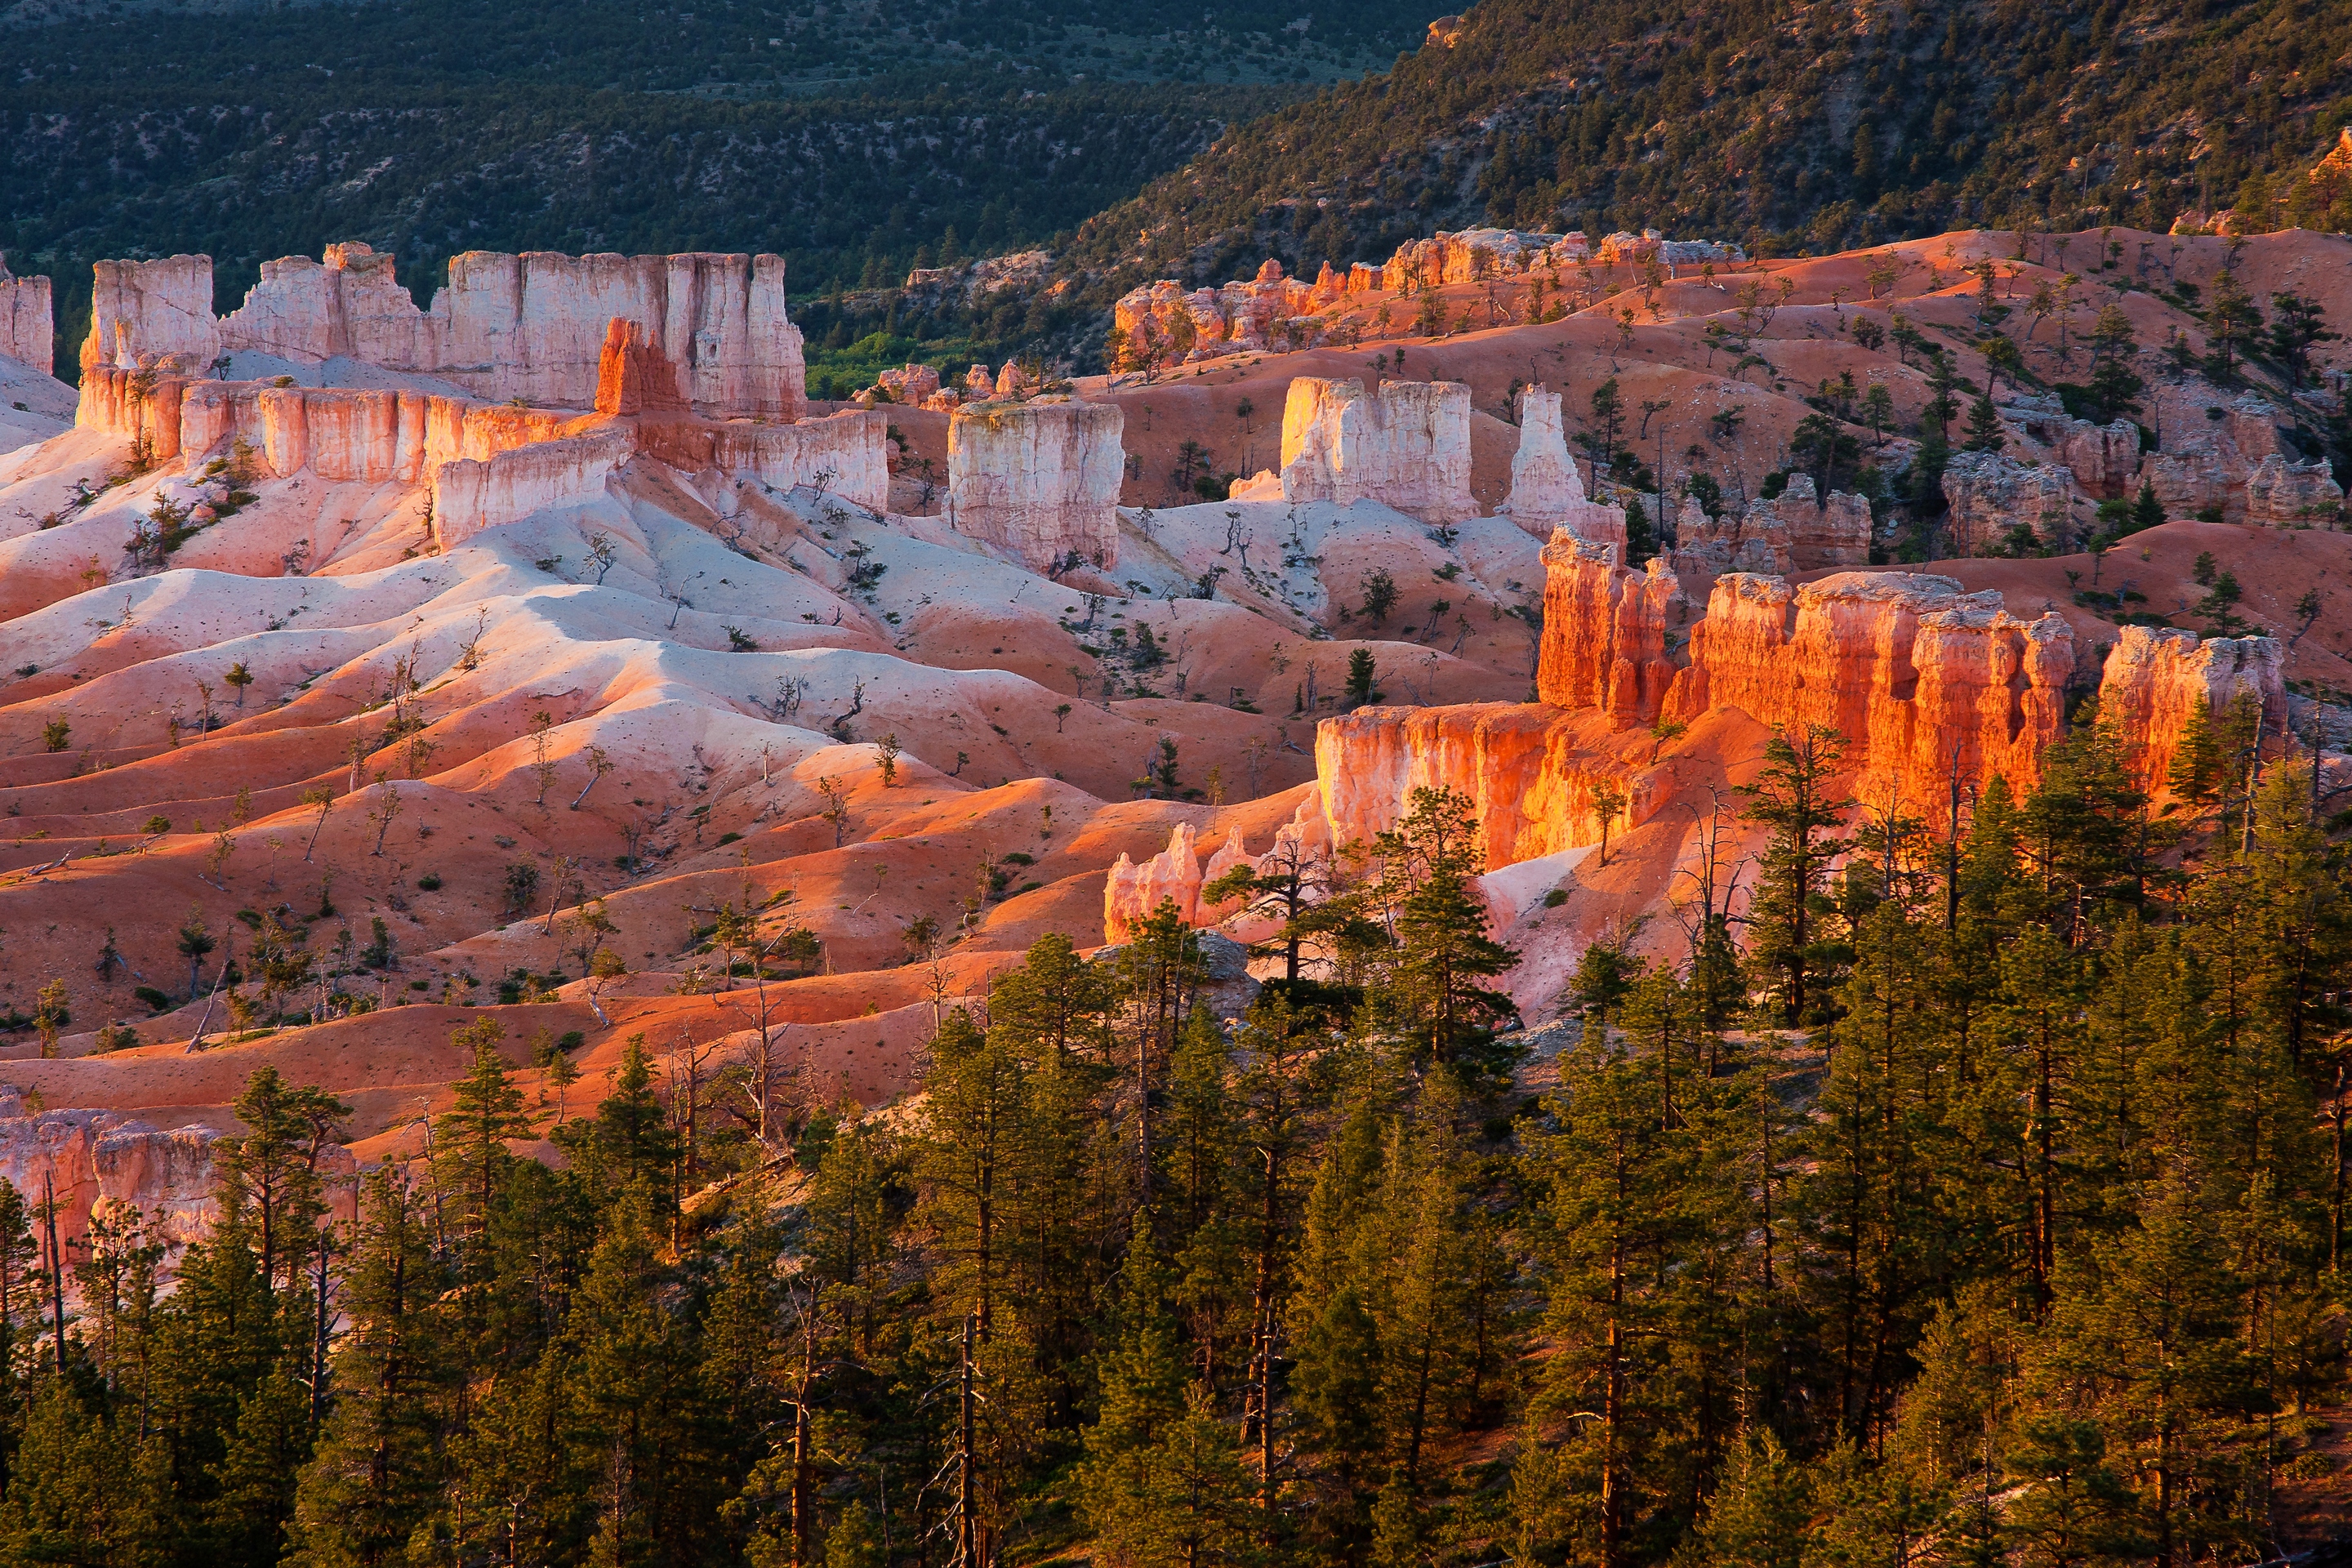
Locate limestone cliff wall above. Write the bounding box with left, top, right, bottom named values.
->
left=1316, top=703, right=1666, bottom=871
left=1664, top=571, right=2073, bottom=806
left=1279, top=377, right=1475, bottom=523
left=85, top=256, right=220, bottom=375
left=1535, top=537, right=1677, bottom=728
left=430, top=430, right=637, bottom=549
left=1498, top=390, right=1627, bottom=546
left=85, top=245, right=804, bottom=418
left=1940, top=452, right=2078, bottom=555
left=2093, top=626, right=2287, bottom=795
left=0, top=1087, right=357, bottom=1282
left=0, top=260, right=51, bottom=376
left=947, top=398, right=1125, bottom=572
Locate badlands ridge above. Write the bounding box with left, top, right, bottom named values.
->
left=0, top=224, right=2347, bottom=1256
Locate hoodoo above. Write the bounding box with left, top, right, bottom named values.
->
left=82, top=244, right=805, bottom=420
left=947, top=396, right=1125, bottom=572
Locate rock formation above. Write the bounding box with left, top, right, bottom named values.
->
left=871, top=363, right=941, bottom=405
left=1316, top=703, right=1666, bottom=871
left=1333, top=559, right=2084, bottom=876
left=84, top=245, right=805, bottom=419
left=1665, top=572, right=2074, bottom=808
left=2093, top=626, right=2287, bottom=795
left=1744, top=474, right=1873, bottom=569
left=947, top=397, right=1125, bottom=572
left=1104, top=821, right=1205, bottom=938
left=2244, top=454, right=2345, bottom=525
left=595, top=317, right=687, bottom=416
left=0, top=1086, right=354, bottom=1270
left=2140, top=394, right=2289, bottom=522
left=0, top=258, right=51, bottom=376
left=1279, top=377, right=1475, bottom=523
left=77, top=360, right=889, bottom=541
left=431, top=430, right=637, bottom=549
left=1940, top=451, right=2079, bottom=555
left=1497, top=390, right=1627, bottom=546
left=86, top=255, right=220, bottom=375
left=1112, top=260, right=1325, bottom=365
left=1536, top=537, right=1677, bottom=728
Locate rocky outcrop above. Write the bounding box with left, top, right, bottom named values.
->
left=1316, top=703, right=1665, bottom=870
left=80, top=367, right=577, bottom=481
left=1280, top=378, right=1475, bottom=523
left=2244, top=454, right=2345, bottom=525
left=1103, top=802, right=1336, bottom=942
left=1940, top=451, right=2078, bottom=555
left=1497, top=390, right=1627, bottom=546
left=642, top=409, right=891, bottom=513
left=870, top=364, right=940, bottom=405
left=2094, top=626, right=2287, bottom=795
left=900, top=250, right=1054, bottom=312
left=78, top=363, right=889, bottom=528
left=2013, top=413, right=2143, bottom=499
left=0, top=258, right=51, bottom=376
left=1113, top=260, right=1324, bottom=365
left=1536, top=537, right=1678, bottom=728
left=1665, top=572, right=2074, bottom=808
left=86, top=244, right=806, bottom=418
left=2141, top=395, right=2290, bottom=522
left=430, top=429, right=636, bottom=550
left=947, top=398, right=1125, bottom=572
left=1354, top=229, right=1744, bottom=295
left=595, top=317, right=687, bottom=416
left=0, top=1086, right=356, bottom=1278
left=1744, top=474, right=1873, bottom=569
left=1104, top=822, right=1206, bottom=939
left=85, top=255, right=220, bottom=374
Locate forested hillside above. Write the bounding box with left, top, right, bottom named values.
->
left=1067, top=0, right=2352, bottom=291
left=0, top=0, right=1436, bottom=373
left=14, top=728, right=2352, bottom=1567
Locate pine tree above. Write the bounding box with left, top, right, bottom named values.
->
left=1742, top=725, right=1850, bottom=1025
left=288, top=1170, right=452, bottom=1568
left=433, top=1018, right=538, bottom=1258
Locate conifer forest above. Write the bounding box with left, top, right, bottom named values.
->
left=1, top=712, right=2347, bottom=1568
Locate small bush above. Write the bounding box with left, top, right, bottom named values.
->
left=416, top=874, right=443, bottom=891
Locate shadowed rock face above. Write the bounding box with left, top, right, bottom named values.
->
left=83, top=245, right=805, bottom=421
left=0, top=1086, right=356, bottom=1283
left=0, top=259, right=51, bottom=376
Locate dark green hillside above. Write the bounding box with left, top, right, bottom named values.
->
left=0, top=0, right=1440, bottom=372
left=1066, top=0, right=2352, bottom=290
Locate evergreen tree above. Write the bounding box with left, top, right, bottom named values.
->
left=1742, top=726, right=1850, bottom=1025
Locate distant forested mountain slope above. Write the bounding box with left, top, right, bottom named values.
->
left=1066, top=0, right=2352, bottom=289
left=0, top=0, right=1439, bottom=371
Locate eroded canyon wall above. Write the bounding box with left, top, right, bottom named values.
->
left=947, top=398, right=1125, bottom=572
left=1279, top=377, right=1475, bottom=523
left=0, top=258, right=51, bottom=376
left=82, top=245, right=805, bottom=419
